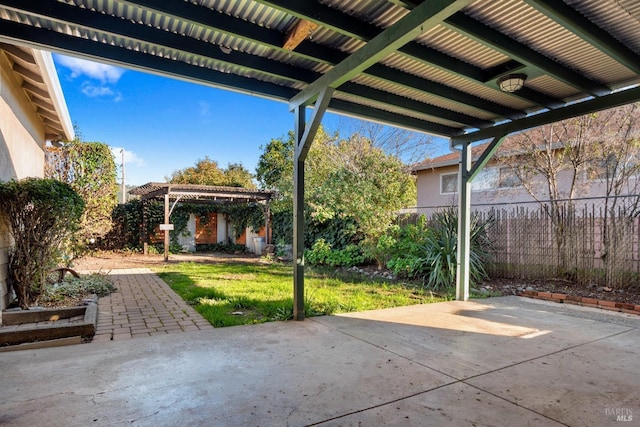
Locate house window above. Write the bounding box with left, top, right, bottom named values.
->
left=440, top=172, right=458, bottom=194
left=498, top=167, right=521, bottom=188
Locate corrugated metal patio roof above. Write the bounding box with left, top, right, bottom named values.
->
left=0, top=0, right=638, bottom=143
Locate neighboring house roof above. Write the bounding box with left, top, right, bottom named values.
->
left=1, top=43, right=73, bottom=142
left=411, top=141, right=492, bottom=172
left=411, top=137, right=564, bottom=172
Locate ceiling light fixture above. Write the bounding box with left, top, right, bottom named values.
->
left=498, top=74, right=527, bottom=92
left=219, top=45, right=232, bottom=54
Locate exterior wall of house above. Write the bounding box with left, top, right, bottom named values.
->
left=415, top=159, right=614, bottom=213
left=0, top=54, right=47, bottom=310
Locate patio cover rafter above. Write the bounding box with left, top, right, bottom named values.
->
left=289, top=0, right=472, bottom=110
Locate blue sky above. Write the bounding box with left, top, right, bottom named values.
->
left=53, top=54, right=448, bottom=186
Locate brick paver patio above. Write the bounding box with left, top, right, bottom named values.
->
left=92, top=268, right=213, bottom=343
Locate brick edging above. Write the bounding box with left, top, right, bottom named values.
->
left=518, top=291, right=640, bottom=316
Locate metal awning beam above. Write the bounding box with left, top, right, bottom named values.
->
left=0, top=17, right=467, bottom=137
left=454, top=86, right=640, bottom=146
left=0, top=20, right=296, bottom=100
left=3, top=1, right=491, bottom=129
left=289, top=0, right=472, bottom=110
left=0, top=0, right=319, bottom=85
left=525, top=0, right=640, bottom=76
left=296, top=88, right=334, bottom=162
left=444, top=13, right=611, bottom=97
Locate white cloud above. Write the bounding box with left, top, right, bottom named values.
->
left=80, top=82, right=123, bottom=102
left=56, top=55, right=125, bottom=84
left=81, top=83, right=113, bottom=97
left=111, top=147, right=146, bottom=167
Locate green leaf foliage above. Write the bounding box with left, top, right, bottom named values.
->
left=45, top=140, right=118, bottom=243
left=305, top=239, right=364, bottom=267
left=168, top=157, right=256, bottom=188
left=256, top=127, right=415, bottom=256
left=386, top=209, right=493, bottom=291
left=102, top=199, right=265, bottom=251
left=0, top=178, right=84, bottom=308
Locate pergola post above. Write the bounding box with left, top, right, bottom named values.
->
left=164, top=192, right=170, bottom=262
left=142, top=199, right=148, bottom=255
left=292, top=88, right=334, bottom=321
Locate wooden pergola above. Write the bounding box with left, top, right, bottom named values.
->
left=129, top=182, right=273, bottom=261
left=2, top=0, right=640, bottom=320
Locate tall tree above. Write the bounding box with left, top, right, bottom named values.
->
left=45, top=138, right=118, bottom=244
left=256, top=126, right=415, bottom=251
left=168, top=157, right=255, bottom=188
left=330, top=118, right=436, bottom=164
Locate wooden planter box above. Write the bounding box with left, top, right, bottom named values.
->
left=0, top=297, right=98, bottom=350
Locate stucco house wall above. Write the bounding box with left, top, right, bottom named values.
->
left=0, top=46, right=73, bottom=311
left=413, top=146, right=623, bottom=213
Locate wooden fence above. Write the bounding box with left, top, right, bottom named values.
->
left=413, top=197, right=640, bottom=288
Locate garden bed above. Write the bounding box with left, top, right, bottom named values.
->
left=0, top=296, right=98, bottom=350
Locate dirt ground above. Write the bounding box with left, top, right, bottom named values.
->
left=72, top=251, right=640, bottom=307
left=72, top=251, right=267, bottom=271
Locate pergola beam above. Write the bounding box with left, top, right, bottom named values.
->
left=289, top=0, right=472, bottom=109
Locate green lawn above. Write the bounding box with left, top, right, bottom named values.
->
left=154, top=261, right=451, bottom=327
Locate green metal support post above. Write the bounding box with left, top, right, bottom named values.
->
left=456, top=141, right=472, bottom=301
left=292, top=88, right=334, bottom=321
left=293, top=107, right=306, bottom=320
left=453, top=134, right=506, bottom=300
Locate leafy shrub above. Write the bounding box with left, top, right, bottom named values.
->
left=150, top=243, right=186, bottom=254
left=384, top=209, right=493, bottom=291
left=385, top=215, right=431, bottom=277
left=0, top=178, right=84, bottom=308
left=422, top=208, right=492, bottom=291
left=41, top=273, right=115, bottom=303
left=305, top=239, right=364, bottom=267
left=305, top=239, right=332, bottom=265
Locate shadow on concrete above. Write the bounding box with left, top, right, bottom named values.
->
left=0, top=296, right=638, bottom=426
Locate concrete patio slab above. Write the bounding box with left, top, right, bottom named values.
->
left=0, top=296, right=638, bottom=426
left=312, top=296, right=635, bottom=380
left=467, top=327, right=640, bottom=427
